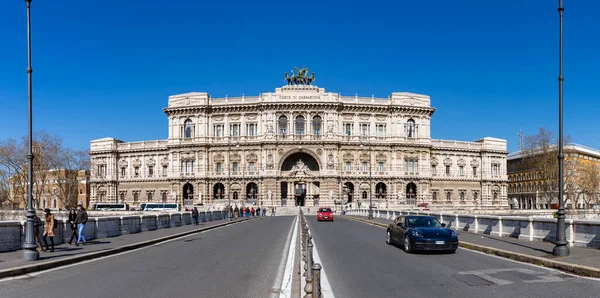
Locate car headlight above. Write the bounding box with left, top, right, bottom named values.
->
left=450, top=229, right=457, bottom=237
left=410, top=230, right=423, bottom=238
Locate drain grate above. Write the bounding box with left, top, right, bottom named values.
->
left=454, top=274, right=495, bottom=287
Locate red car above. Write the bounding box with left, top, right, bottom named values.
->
left=317, top=207, right=334, bottom=221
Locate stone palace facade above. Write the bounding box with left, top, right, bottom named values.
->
left=89, top=70, right=508, bottom=210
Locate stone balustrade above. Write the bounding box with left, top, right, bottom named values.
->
left=345, top=209, right=600, bottom=249
left=0, top=211, right=225, bottom=253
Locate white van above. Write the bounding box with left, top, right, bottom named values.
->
left=143, top=203, right=179, bottom=212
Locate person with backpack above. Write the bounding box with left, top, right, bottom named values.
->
left=42, top=208, right=56, bottom=252
left=68, top=208, right=78, bottom=245
left=33, top=214, right=44, bottom=252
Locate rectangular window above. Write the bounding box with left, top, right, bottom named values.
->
left=432, top=192, right=437, bottom=201
left=431, top=165, right=437, bottom=176
left=98, top=165, right=106, bottom=177
left=249, top=162, right=255, bottom=173
left=183, top=161, right=194, bottom=173
left=213, top=124, right=224, bottom=137
left=162, top=165, right=167, bottom=176
left=460, top=192, right=465, bottom=201
left=446, top=192, right=451, bottom=201
left=360, top=123, right=370, bottom=136
left=361, top=161, right=368, bottom=172
left=473, top=192, right=478, bottom=201
left=345, top=162, right=351, bottom=172
left=216, top=162, right=222, bottom=173
left=343, top=123, right=353, bottom=136
left=378, top=162, right=384, bottom=172
left=376, top=124, right=386, bottom=137
left=459, top=166, right=464, bottom=176
left=491, top=164, right=500, bottom=176
left=134, top=167, right=139, bottom=177
left=445, top=165, right=450, bottom=176
left=148, top=166, right=154, bottom=177
left=230, top=124, right=240, bottom=137
left=147, top=192, right=153, bottom=202
left=246, top=123, right=257, bottom=136
left=120, top=167, right=126, bottom=177
left=233, top=162, right=239, bottom=173
left=472, top=166, right=477, bottom=177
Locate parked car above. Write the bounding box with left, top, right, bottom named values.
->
left=317, top=207, right=334, bottom=222
left=386, top=215, right=458, bottom=253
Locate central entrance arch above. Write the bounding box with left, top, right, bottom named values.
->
left=280, top=151, right=320, bottom=207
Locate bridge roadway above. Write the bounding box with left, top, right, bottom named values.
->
left=306, top=216, right=600, bottom=298
left=1, top=215, right=600, bottom=298
left=0, top=216, right=296, bottom=298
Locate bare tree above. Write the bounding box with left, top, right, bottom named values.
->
left=522, top=127, right=572, bottom=208
left=0, top=132, right=71, bottom=209
left=48, top=147, right=90, bottom=209
left=579, top=162, right=600, bottom=208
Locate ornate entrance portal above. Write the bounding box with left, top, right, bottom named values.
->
left=280, top=152, right=320, bottom=207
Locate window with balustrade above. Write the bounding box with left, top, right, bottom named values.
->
left=246, top=123, right=257, bottom=136
left=376, top=124, right=386, bottom=137
left=216, top=162, right=222, bottom=173
left=360, top=123, right=370, bottom=136
left=378, top=162, right=384, bottom=172
left=249, top=162, right=255, bottom=173
left=312, top=116, right=322, bottom=135
left=148, top=166, right=154, bottom=177
left=361, top=162, right=368, bottom=172
left=343, top=123, right=353, bottom=136
left=295, top=116, right=305, bottom=135
left=184, top=119, right=194, bottom=138
left=345, top=162, right=351, bottom=172
left=213, top=124, right=224, bottom=137
left=279, top=115, right=288, bottom=135
left=230, top=124, right=240, bottom=137
left=233, top=162, right=239, bottom=173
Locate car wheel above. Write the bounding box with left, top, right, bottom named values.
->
left=386, top=230, right=392, bottom=245
left=404, top=236, right=412, bottom=253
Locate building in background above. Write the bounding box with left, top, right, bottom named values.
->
left=89, top=68, right=508, bottom=210
left=507, top=143, right=600, bottom=209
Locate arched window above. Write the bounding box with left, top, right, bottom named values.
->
left=362, top=191, right=368, bottom=200
left=295, top=116, right=305, bottom=135
left=184, top=119, right=193, bottom=138
left=233, top=191, right=238, bottom=200
left=278, top=116, right=288, bottom=135
left=161, top=192, right=167, bottom=202
left=312, top=115, right=322, bottom=135
left=407, top=119, right=416, bottom=138
left=120, top=192, right=125, bottom=202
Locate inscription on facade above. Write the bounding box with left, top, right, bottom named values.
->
left=280, top=95, right=321, bottom=100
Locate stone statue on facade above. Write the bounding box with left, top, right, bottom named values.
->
left=397, top=191, right=403, bottom=201
left=329, top=190, right=333, bottom=201
left=289, top=159, right=311, bottom=177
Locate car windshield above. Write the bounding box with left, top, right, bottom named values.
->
left=407, top=217, right=441, bottom=228
left=319, top=208, right=332, bottom=212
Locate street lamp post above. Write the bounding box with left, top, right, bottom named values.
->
left=360, top=136, right=373, bottom=219
left=553, top=0, right=569, bottom=257
left=22, top=0, right=39, bottom=261
left=227, top=142, right=231, bottom=221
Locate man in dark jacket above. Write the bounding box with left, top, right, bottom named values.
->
left=75, top=204, right=88, bottom=246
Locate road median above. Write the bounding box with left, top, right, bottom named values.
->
left=0, top=217, right=257, bottom=280
left=342, top=215, right=600, bottom=278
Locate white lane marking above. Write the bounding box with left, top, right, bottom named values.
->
left=346, top=217, right=600, bottom=282
left=278, top=215, right=298, bottom=298
left=311, top=238, right=336, bottom=298
left=0, top=224, right=233, bottom=283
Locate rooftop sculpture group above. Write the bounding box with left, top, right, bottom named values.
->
left=285, top=66, right=315, bottom=86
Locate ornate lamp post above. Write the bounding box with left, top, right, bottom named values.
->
left=360, top=136, right=373, bottom=219
left=553, top=0, right=569, bottom=257
left=22, top=0, right=39, bottom=261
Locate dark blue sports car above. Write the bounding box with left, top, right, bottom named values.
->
left=386, top=215, right=458, bottom=253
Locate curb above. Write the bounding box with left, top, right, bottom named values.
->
left=0, top=217, right=256, bottom=280
left=341, top=216, right=600, bottom=278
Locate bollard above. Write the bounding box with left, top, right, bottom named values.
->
left=312, top=263, right=322, bottom=298
left=304, top=239, right=313, bottom=278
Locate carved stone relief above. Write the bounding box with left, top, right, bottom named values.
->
left=327, top=152, right=334, bottom=169
left=343, top=152, right=354, bottom=162
left=266, top=153, right=274, bottom=169
left=146, top=157, right=156, bottom=167
left=457, top=158, right=466, bottom=167
left=316, top=149, right=323, bottom=156
left=470, top=159, right=479, bottom=167
left=443, top=157, right=453, bottom=166
left=213, top=153, right=224, bottom=163
left=375, top=152, right=387, bottom=162
left=430, top=156, right=439, bottom=166
left=118, top=158, right=128, bottom=168
left=160, top=156, right=169, bottom=167
left=132, top=157, right=142, bottom=167
left=246, top=153, right=258, bottom=162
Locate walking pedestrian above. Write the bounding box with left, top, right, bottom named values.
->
left=192, top=207, right=199, bottom=225
left=68, top=208, right=78, bottom=245
left=75, top=204, right=88, bottom=246
left=42, top=208, right=56, bottom=252
left=33, top=214, right=44, bottom=251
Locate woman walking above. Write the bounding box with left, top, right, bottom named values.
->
left=42, top=208, right=56, bottom=252
left=68, top=209, right=78, bottom=245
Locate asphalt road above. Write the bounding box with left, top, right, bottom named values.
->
left=0, top=216, right=296, bottom=298
left=307, top=216, right=600, bottom=298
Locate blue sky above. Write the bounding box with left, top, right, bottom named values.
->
left=1, top=0, right=599, bottom=153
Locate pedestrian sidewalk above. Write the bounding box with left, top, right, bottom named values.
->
left=0, top=217, right=255, bottom=279
left=343, top=215, right=600, bottom=278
